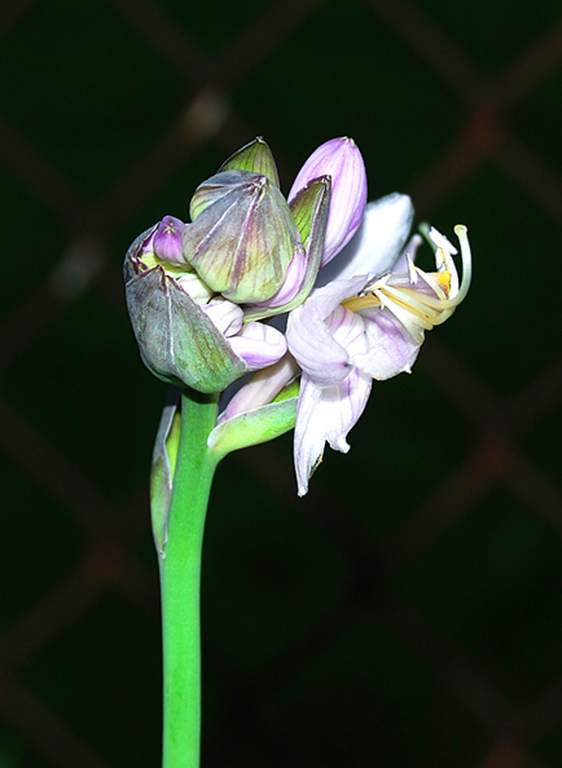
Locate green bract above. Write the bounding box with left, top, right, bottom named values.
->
left=208, top=380, right=299, bottom=459
left=150, top=396, right=181, bottom=557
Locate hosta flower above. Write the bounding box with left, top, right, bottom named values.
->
left=126, top=132, right=472, bottom=498
left=286, top=203, right=472, bottom=495
left=214, top=195, right=471, bottom=496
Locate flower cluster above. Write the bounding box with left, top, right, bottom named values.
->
left=125, top=136, right=471, bottom=495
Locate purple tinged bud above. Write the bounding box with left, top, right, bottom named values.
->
left=289, top=137, right=367, bottom=266
left=220, top=136, right=280, bottom=188
left=256, top=245, right=308, bottom=309
left=153, top=215, right=185, bottom=265
left=185, top=171, right=298, bottom=303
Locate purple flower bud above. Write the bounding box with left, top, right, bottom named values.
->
left=289, top=137, right=367, bottom=266
left=153, top=215, right=185, bottom=265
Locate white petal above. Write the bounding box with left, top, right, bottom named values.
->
left=353, top=308, right=422, bottom=379
left=176, top=272, right=214, bottom=303
left=294, top=371, right=372, bottom=496
left=229, top=321, right=287, bottom=370
left=319, top=193, right=414, bottom=286
left=203, top=298, right=244, bottom=337
left=286, top=275, right=368, bottom=387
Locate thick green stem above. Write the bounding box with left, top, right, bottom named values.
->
left=160, top=389, right=219, bottom=768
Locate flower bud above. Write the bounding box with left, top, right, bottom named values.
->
left=125, top=229, right=247, bottom=393
left=244, top=176, right=331, bottom=321
left=184, top=170, right=299, bottom=304
left=219, top=136, right=280, bottom=187
left=289, top=137, right=367, bottom=266
left=152, top=215, right=185, bottom=265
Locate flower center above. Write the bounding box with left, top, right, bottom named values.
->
left=341, top=224, right=471, bottom=342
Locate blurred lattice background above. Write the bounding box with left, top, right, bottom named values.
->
left=1, top=0, right=562, bottom=765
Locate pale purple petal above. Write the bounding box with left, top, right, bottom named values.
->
left=229, top=321, right=287, bottom=370
left=294, top=370, right=372, bottom=496
left=319, top=193, right=414, bottom=286
left=252, top=245, right=307, bottom=309
left=153, top=215, right=186, bottom=265
left=289, top=137, right=367, bottom=266
left=203, top=298, right=244, bottom=337
left=286, top=275, right=368, bottom=387
left=353, top=308, right=421, bottom=380
left=220, top=354, right=299, bottom=422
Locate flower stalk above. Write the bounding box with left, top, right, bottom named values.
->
left=123, top=133, right=473, bottom=767
left=159, top=389, right=219, bottom=768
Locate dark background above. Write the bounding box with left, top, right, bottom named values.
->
left=1, top=0, right=562, bottom=766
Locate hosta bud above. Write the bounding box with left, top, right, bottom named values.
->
left=245, top=176, right=331, bottom=321
left=152, top=215, right=185, bottom=265
left=219, top=136, right=280, bottom=187
left=125, top=229, right=247, bottom=393
left=184, top=170, right=299, bottom=303
left=289, top=137, right=367, bottom=265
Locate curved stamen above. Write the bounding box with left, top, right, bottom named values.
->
left=452, top=225, right=472, bottom=304
left=341, top=225, right=472, bottom=341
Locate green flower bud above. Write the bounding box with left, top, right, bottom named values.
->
left=244, top=176, right=331, bottom=321
left=219, top=136, right=280, bottom=187
left=184, top=170, right=299, bottom=304
left=125, top=229, right=246, bottom=393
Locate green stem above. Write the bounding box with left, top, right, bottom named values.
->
left=160, top=389, right=219, bottom=768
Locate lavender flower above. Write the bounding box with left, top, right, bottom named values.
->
left=286, top=216, right=472, bottom=495
left=216, top=193, right=471, bottom=495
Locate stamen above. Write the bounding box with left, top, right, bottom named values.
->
left=453, top=225, right=472, bottom=304
left=341, top=294, right=381, bottom=312
left=381, top=285, right=438, bottom=324
left=437, top=271, right=452, bottom=291
left=340, top=225, right=472, bottom=341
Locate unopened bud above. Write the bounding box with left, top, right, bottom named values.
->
left=152, top=215, right=185, bottom=265
left=220, top=136, right=280, bottom=187
left=184, top=170, right=298, bottom=303
left=289, top=137, right=367, bottom=265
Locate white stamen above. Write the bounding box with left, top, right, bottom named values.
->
left=356, top=225, right=472, bottom=343
left=429, top=226, right=458, bottom=255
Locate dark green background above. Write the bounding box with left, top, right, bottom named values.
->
left=1, top=0, right=561, bottom=766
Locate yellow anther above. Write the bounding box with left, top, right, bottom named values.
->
left=437, top=271, right=452, bottom=292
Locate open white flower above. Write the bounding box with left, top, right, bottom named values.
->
left=285, top=205, right=472, bottom=495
